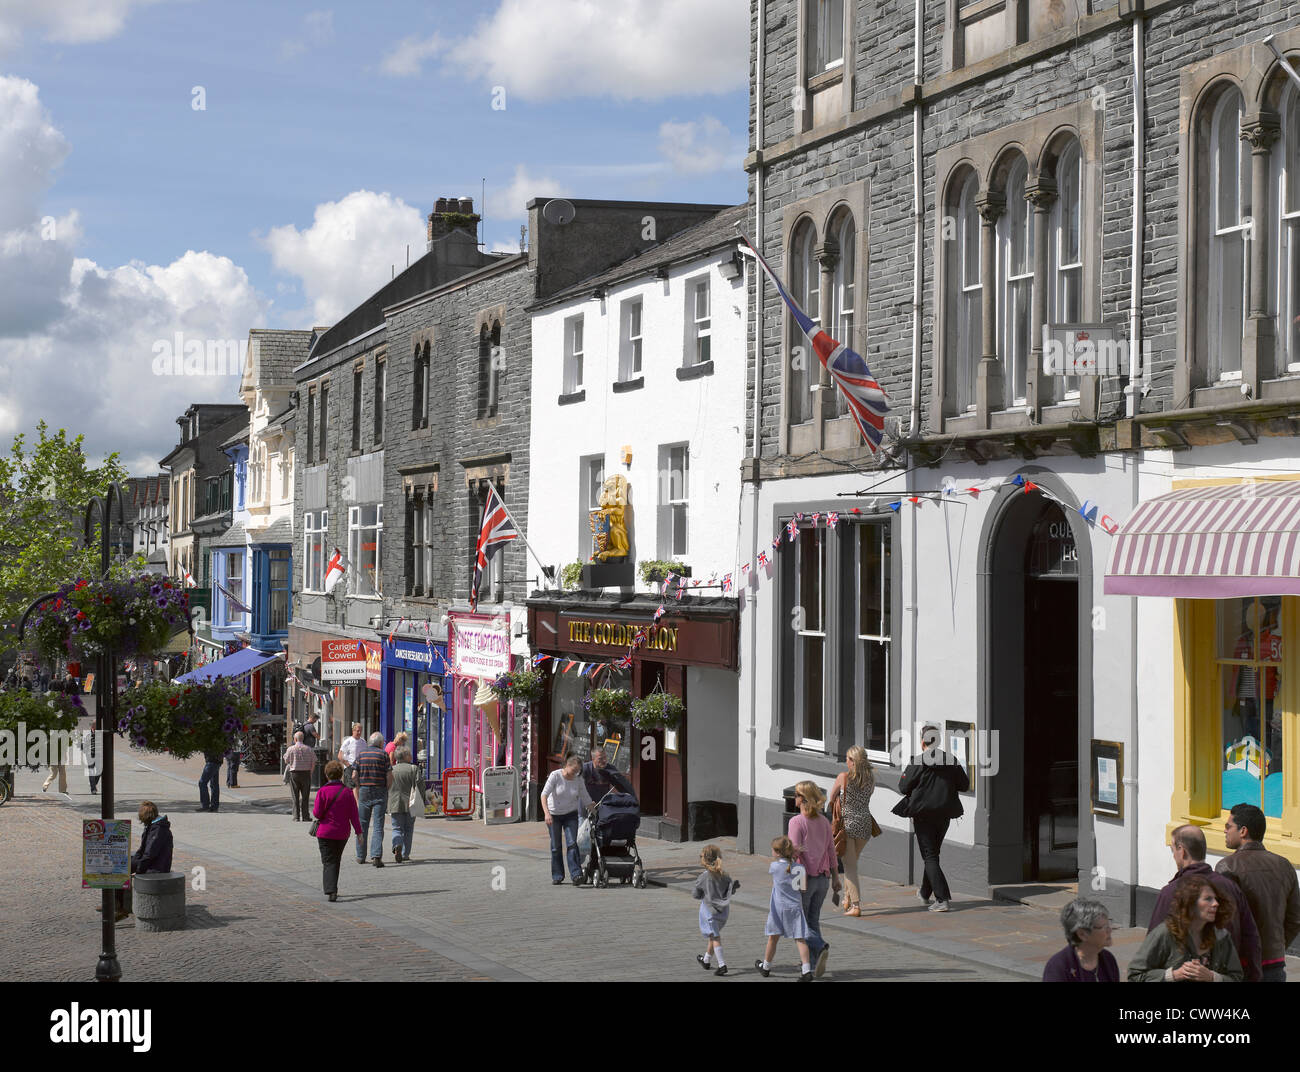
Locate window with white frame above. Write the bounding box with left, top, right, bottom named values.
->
left=564, top=315, right=584, bottom=394
left=945, top=171, right=982, bottom=414
left=1209, top=88, right=1250, bottom=381
left=856, top=522, right=891, bottom=754
left=348, top=504, right=382, bottom=596
left=790, top=221, right=819, bottom=423
left=220, top=550, right=246, bottom=624
left=998, top=158, right=1033, bottom=407
left=408, top=494, right=433, bottom=596
left=1049, top=139, right=1084, bottom=397
left=688, top=279, right=711, bottom=366
left=794, top=524, right=826, bottom=747
left=303, top=511, right=327, bottom=591
left=815, top=0, right=845, bottom=72
left=580, top=455, right=605, bottom=560
left=620, top=299, right=643, bottom=380
left=657, top=444, right=689, bottom=559
left=1277, top=84, right=1300, bottom=371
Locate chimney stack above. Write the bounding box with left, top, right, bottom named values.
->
left=427, top=195, right=481, bottom=250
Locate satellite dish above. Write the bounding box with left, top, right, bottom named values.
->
left=542, top=198, right=576, bottom=225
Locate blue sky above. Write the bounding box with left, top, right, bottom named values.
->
left=0, top=0, right=749, bottom=472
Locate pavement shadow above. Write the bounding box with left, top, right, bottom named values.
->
left=179, top=906, right=257, bottom=930
left=331, top=888, right=452, bottom=901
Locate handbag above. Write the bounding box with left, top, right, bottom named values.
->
left=869, top=813, right=882, bottom=839
left=831, top=796, right=847, bottom=858
left=408, top=779, right=423, bottom=815
left=309, top=786, right=333, bottom=838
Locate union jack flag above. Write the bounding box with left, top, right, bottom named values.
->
left=722, top=573, right=733, bottom=593
left=740, top=234, right=890, bottom=450
left=771, top=536, right=782, bottom=551
left=827, top=511, right=839, bottom=529
left=470, top=485, right=517, bottom=611
left=757, top=551, right=769, bottom=568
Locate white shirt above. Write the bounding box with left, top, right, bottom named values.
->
left=542, top=769, right=593, bottom=817
left=339, top=735, right=362, bottom=765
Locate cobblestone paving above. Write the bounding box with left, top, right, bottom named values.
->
left=0, top=752, right=1024, bottom=982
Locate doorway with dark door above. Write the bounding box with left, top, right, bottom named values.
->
left=636, top=661, right=665, bottom=817
left=1022, top=507, right=1079, bottom=881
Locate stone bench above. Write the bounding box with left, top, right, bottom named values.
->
left=133, top=872, right=186, bottom=932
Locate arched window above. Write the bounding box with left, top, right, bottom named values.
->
left=998, top=156, right=1033, bottom=406
left=477, top=326, right=493, bottom=419
left=789, top=220, right=819, bottom=424
left=1209, top=88, right=1250, bottom=380
left=830, top=211, right=856, bottom=418
left=1050, top=139, right=1083, bottom=397
left=945, top=171, right=982, bottom=413
left=1277, top=83, right=1300, bottom=371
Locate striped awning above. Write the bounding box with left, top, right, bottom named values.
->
left=1105, top=480, right=1300, bottom=597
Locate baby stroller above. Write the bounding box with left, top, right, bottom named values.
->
left=581, top=790, right=646, bottom=888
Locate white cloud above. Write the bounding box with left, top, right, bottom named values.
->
left=259, top=190, right=427, bottom=325
left=436, top=0, right=748, bottom=101
left=0, top=0, right=169, bottom=53
left=0, top=76, right=268, bottom=476
left=486, top=164, right=572, bottom=222
left=281, top=9, right=334, bottom=60
left=379, top=32, right=446, bottom=77
left=657, top=115, right=744, bottom=175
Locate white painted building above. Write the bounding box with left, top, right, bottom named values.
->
left=525, top=204, right=751, bottom=840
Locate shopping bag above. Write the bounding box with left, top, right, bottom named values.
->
left=576, top=816, right=592, bottom=856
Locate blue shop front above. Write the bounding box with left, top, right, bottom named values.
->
left=380, top=636, right=451, bottom=782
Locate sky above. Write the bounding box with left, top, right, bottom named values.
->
left=0, top=0, right=750, bottom=475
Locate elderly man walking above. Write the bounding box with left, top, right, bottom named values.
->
left=354, top=732, right=393, bottom=867
left=283, top=731, right=317, bottom=821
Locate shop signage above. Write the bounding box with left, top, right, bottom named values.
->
left=442, top=767, right=475, bottom=816
left=321, top=639, right=367, bottom=683
left=482, top=765, right=520, bottom=825
left=82, top=819, right=131, bottom=890
left=566, top=619, right=678, bottom=651
left=385, top=638, right=449, bottom=675
left=365, top=642, right=382, bottom=691
left=450, top=618, right=511, bottom=680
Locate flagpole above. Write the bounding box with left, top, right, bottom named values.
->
left=491, top=494, right=555, bottom=590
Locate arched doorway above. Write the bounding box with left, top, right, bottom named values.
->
left=985, top=491, right=1082, bottom=885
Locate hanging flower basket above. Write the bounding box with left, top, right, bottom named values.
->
left=0, top=688, right=84, bottom=768
left=631, top=690, right=684, bottom=731
left=490, top=668, right=544, bottom=704
left=116, top=679, right=253, bottom=760
left=584, top=687, right=633, bottom=724
left=29, top=575, right=188, bottom=661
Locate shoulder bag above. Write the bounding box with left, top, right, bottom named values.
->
left=831, top=795, right=847, bottom=858
left=309, top=786, right=333, bottom=837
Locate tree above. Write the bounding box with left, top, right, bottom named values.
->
left=0, top=423, right=129, bottom=662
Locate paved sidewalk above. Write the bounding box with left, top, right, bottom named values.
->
left=10, top=744, right=1296, bottom=982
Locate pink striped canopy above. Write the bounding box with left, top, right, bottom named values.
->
left=1105, top=480, right=1300, bottom=597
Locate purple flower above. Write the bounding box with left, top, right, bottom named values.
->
left=134, top=734, right=147, bottom=748
left=156, top=598, right=168, bottom=608
left=150, top=584, right=162, bottom=596
left=117, top=718, right=130, bottom=732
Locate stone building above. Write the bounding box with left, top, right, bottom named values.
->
left=742, top=0, right=1300, bottom=924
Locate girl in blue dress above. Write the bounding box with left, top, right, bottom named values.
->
left=755, top=835, right=813, bottom=980
left=693, top=844, right=740, bottom=976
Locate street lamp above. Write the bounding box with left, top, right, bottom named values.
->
left=18, top=481, right=126, bottom=982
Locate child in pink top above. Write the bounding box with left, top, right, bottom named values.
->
left=786, top=781, right=841, bottom=978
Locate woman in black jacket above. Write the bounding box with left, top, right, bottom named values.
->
left=893, top=725, right=969, bottom=913
left=114, top=800, right=174, bottom=920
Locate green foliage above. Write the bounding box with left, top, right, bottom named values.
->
left=631, top=690, right=684, bottom=730
left=117, top=680, right=254, bottom=760
left=637, top=560, right=689, bottom=585
left=584, top=687, right=632, bottom=723
left=490, top=668, right=544, bottom=703
left=0, top=687, right=83, bottom=737
left=442, top=212, right=479, bottom=232
left=561, top=561, right=584, bottom=589
left=0, top=423, right=129, bottom=659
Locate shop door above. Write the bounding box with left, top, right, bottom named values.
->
left=637, top=662, right=665, bottom=815
left=1023, top=572, right=1079, bottom=882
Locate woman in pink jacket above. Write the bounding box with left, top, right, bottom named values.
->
left=788, top=781, right=841, bottom=978
left=314, top=760, right=363, bottom=902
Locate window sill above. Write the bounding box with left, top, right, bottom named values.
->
left=676, top=361, right=713, bottom=381
left=558, top=390, right=586, bottom=406
left=612, top=376, right=644, bottom=393
left=808, top=67, right=843, bottom=92
left=346, top=593, right=383, bottom=602
left=474, top=414, right=501, bottom=430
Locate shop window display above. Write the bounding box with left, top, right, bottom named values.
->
left=1218, top=597, right=1284, bottom=818
left=549, top=662, right=632, bottom=776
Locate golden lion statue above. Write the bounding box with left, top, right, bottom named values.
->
left=589, top=474, right=630, bottom=562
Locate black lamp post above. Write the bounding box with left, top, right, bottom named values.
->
left=18, top=481, right=126, bottom=982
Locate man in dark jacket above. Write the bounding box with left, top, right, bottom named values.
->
left=581, top=748, right=634, bottom=803
left=1217, top=803, right=1300, bottom=982
left=894, top=725, right=969, bottom=912
left=115, top=800, right=174, bottom=920
left=1149, top=824, right=1261, bottom=981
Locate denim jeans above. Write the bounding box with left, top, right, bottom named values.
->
left=801, top=873, right=831, bottom=956
left=356, top=788, right=386, bottom=861
left=198, top=761, right=221, bottom=811
left=391, top=812, right=415, bottom=857
left=548, top=810, right=581, bottom=882
left=226, top=754, right=240, bottom=787
left=1262, top=962, right=1287, bottom=983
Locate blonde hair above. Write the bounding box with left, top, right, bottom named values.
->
left=771, top=835, right=797, bottom=872
left=794, top=780, right=825, bottom=818
left=846, top=745, right=873, bottom=789
left=700, top=844, right=724, bottom=875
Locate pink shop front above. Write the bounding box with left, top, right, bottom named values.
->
left=446, top=612, right=530, bottom=818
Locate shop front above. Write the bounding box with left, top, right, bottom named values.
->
left=447, top=613, right=522, bottom=815
left=381, top=636, right=450, bottom=783
left=526, top=593, right=739, bottom=842
left=322, top=638, right=382, bottom=752
left=1106, top=476, right=1300, bottom=869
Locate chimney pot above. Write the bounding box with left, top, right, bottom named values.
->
left=435, top=197, right=449, bottom=214
left=458, top=197, right=474, bottom=214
